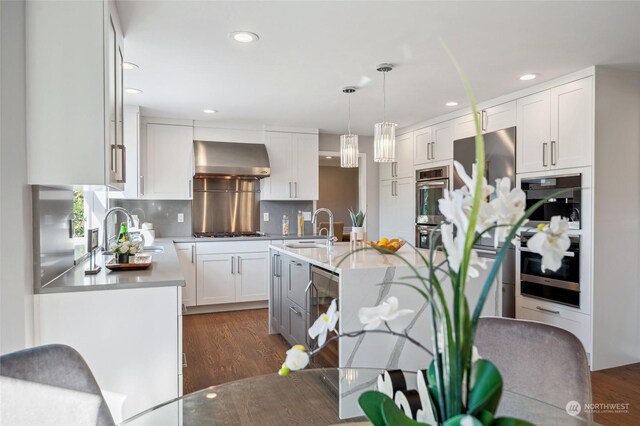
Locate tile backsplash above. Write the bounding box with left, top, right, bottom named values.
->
left=260, top=200, right=314, bottom=235
left=111, top=199, right=192, bottom=237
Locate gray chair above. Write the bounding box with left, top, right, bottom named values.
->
left=475, top=317, right=592, bottom=419
left=0, top=344, right=115, bottom=426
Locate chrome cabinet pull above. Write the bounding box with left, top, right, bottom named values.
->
left=542, top=142, right=548, bottom=167
left=481, top=110, right=488, bottom=132
left=275, top=254, right=281, bottom=277
left=536, top=306, right=560, bottom=315
left=231, top=256, right=235, bottom=274
left=289, top=306, right=301, bottom=316
left=431, top=142, right=435, bottom=160
left=140, top=175, right=144, bottom=196
left=294, top=182, right=298, bottom=198
left=237, top=256, right=241, bottom=274
left=191, top=245, right=194, bottom=263
left=551, top=140, right=557, bottom=165
left=116, top=145, right=127, bottom=183
left=188, top=180, right=192, bottom=198
left=289, top=182, right=292, bottom=198
left=182, top=353, right=187, bottom=368
left=290, top=260, right=302, bottom=267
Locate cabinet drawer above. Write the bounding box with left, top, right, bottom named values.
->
left=286, top=258, right=311, bottom=308
left=517, top=297, right=591, bottom=352
left=284, top=298, right=309, bottom=347
left=196, top=240, right=270, bottom=255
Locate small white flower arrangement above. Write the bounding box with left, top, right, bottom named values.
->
left=111, top=240, right=142, bottom=256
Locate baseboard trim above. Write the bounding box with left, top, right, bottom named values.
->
left=183, top=301, right=268, bottom=315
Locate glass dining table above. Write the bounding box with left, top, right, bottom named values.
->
left=120, top=368, right=597, bottom=425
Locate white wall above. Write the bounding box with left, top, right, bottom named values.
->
left=0, top=0, right=34, bottom=354
left=319, top=134, right=379, bottom=240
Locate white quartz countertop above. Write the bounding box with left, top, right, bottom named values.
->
left=269, top=242, right=443, bottom=272
left=173, top=234, right=327, bottom=243
left=39, top=238, right=185, bottom=294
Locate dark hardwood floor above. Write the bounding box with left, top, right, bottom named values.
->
left=182, top=308, right=290, bottom=394
left=183, top=309, right=640, bottom=425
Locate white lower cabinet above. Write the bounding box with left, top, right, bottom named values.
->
left=195, top=241, right=271, bottom=306
left=34, top=286, right=182, bottom=419
left=174, top=243, right=196, bottom=307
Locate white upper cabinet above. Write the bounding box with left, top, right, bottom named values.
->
left=414, top=121, right=454, bottom=166
left=27, top=0, right=125, bottom=188
left=453, top=114, right=477, bottom=141
left=143, top=124, right=194, bottom=200
left=110, top=106, right=140, bottom=199
left=262, top=131, right=319, bottom=200
left=453, top=101, right=517, bottom=142
left=517, top=77, right=593, bottom=173
left=381, top=132, right=414, bottom=179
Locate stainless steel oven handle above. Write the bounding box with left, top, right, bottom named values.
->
left=536, top=306, right=560, bottom=315
left=520, top=247, right=575, bottom=257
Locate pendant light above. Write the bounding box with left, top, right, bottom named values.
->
left=374, top=63, right=397, bottom=163
left=340, top=87, right=359, bottom=168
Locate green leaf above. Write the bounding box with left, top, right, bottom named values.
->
left=443, top=414, right=483, bottom=426
left=491, top=417, right=535, bottom=426
left=381, top=398, right=429, bottom=425
left=358, top=391, right=393, bottom=426
left=476, top=409, right=495, bottom=425
left=468, top=360, right=503, bottom=416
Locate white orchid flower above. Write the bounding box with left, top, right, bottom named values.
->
left=438, top=189, right=470, bottom=232
left=454, top=161, right=495, bottom=200
left=441, top=224, right=487, bottom=278
left=278, top=345, right=309, bottom=376
left=358, top=297, right=414, bottom=330
left=526, top=216, right=570, bottom=272
left=490, top=177, right=527, bottom=247
left=308, top=299, right=339, bottom=347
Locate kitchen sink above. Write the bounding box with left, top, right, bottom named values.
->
left=284, top=242, right=328, bottom=249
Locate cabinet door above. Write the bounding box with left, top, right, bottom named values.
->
left=413, top=127, right=431, bottom=165
left=516, top=91, right=551, bottom=173
left=263, top=132, right=293, bottom=200
left=431, top=121, right=454, bottom=162
left=106, top=17, right=118, bottom=187
left=379, top=180, right=395, bottom=238
left=395, top=132, right=414, bottom=178
left=550, top=78, right=593, bottom=170
left=282, top=298, right=308, bottom=347
left=115, top=43, right=125, bottom=187
left=235, top=252, right=269, bottom=302
left=484, top=101, right=516, bottom=133
left=175, top=243, right=196, bottom=307
left=379, top=162, right=393, bottom=181
left=293, top=133, right=319, bottom=200
left=453, top=113, right=477, bottom=141
left=196, top=254, right=235, bottom=305
left=145, top=124, right=194, bottom=200
left=395, top=178, right=416, bottom=244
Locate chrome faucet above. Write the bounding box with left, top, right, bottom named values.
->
left=312, top=208, right=337, bottom=246
left=102, top=207, right=135, bottom=251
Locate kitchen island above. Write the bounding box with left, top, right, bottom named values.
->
left=34, top=238, right=185, bottom=420
left=268, top=241, right=501, bottom=419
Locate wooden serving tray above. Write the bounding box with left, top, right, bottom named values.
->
left=105, top=255, right=153, bottom=271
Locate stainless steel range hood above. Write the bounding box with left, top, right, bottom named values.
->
left=193, top=140, right=271, bottom=178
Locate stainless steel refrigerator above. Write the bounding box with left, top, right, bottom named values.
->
left=453, top=127, right=516, bottom=317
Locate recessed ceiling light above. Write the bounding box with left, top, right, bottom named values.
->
left=230, top=31, right=259, bottom=43
left=123, top=62, right=139, bottom=70
left=203, top=109, right=217, bottom=114
left=445, top=101, right=459, bottom=107
left=124, top=88, right=143, bottom=94
left=325, top=156, right=333, bottom=159
left=519, top=73, right=538, bottom=81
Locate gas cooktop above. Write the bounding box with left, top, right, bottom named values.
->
left=193, top=232, right=266, bottom=239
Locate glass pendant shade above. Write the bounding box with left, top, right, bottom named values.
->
left=374, top=122, right=397, bottom=162
left=340, top=134, right=359, bottom=168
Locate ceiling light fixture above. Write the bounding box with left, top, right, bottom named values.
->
left=374, top=64, right=397, bottom=163
left=203, top=109, right=217, bottom=114
left=519, top=73, right=538, bottom=81
left=230, top=31, right=259, bottom=43
left=124, top=88, right=143, bottom=94
left=122, top=62, right=139, bottom=70
left=340, top=87, right=359, bottom=168
left=445, top=101, right=459, bottom=107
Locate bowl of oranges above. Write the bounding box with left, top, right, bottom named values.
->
left=367, top=237, right=405, bottom=253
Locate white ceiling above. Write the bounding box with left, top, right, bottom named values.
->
left=117, top=1, right=640, bottom=136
